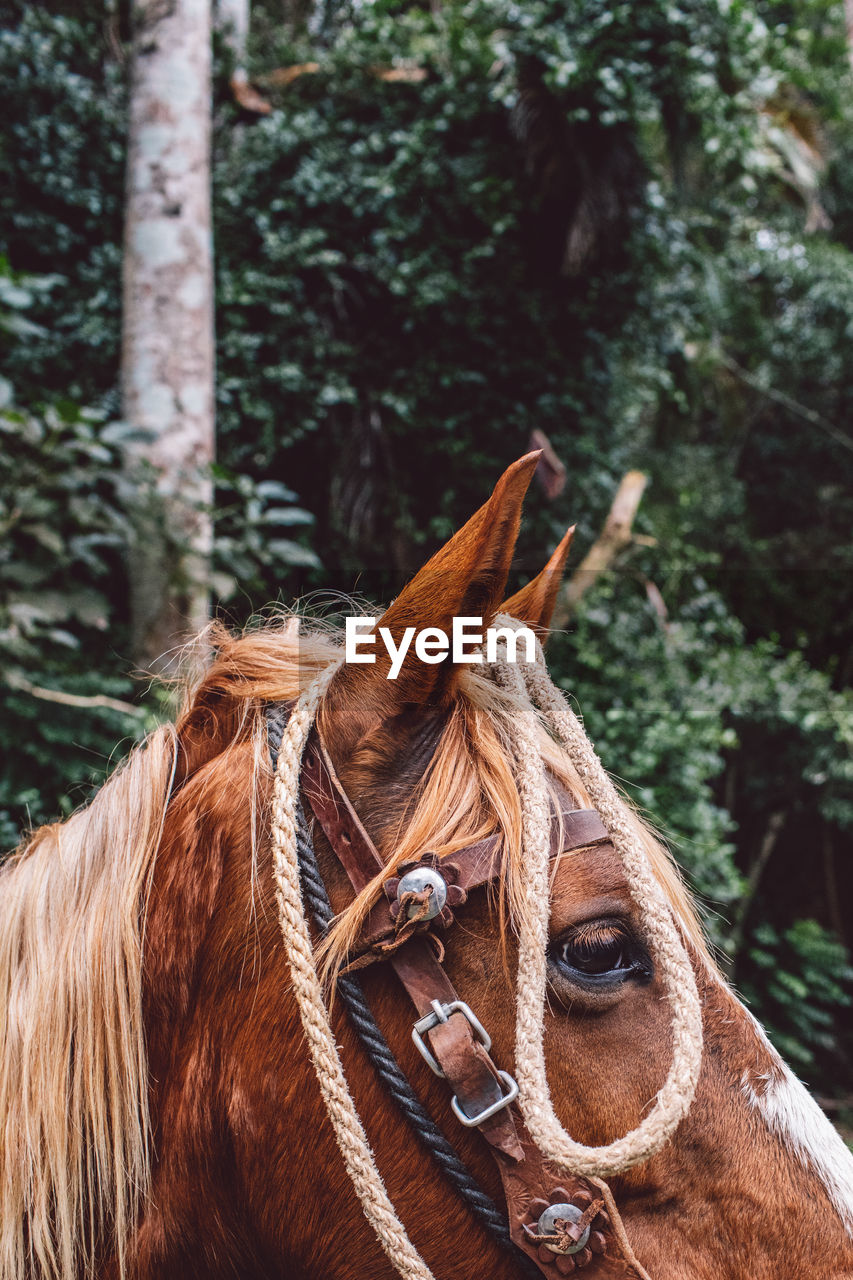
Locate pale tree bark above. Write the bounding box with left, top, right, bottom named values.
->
left=122, top=0, right=215, bottom=670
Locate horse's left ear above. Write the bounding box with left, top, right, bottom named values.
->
left=499, top=524, right=575, bottom=641
left=321, top=453, right=540, bottom=751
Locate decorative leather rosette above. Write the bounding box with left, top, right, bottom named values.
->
left=384, top=853, right=468, bottom=933
left=520, top=1187, right=610, bottom=1275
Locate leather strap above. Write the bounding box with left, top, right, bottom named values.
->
left=390, top=938, right=525, bottom=1160
left=302, top=736, right=385, bottom=892
left=364, top=805, right=608, bottom=949
left=495, top=1137, right=645, bottom=1277
left=300, top=726, right=646, bottom=1278
left=302, top=734, right=610, bottom=956
left=302, top=734, right=526, bottom=1155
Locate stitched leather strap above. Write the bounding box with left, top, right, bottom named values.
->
left=302, top=734, right=527, bottom=1156
left=390, top=938, right=525, bottom=1160
left=299, top=725, right=646, bottom=1278
left=302, top=736, right=385, bottom=892
left=364, top=805, right=608, bottom=948
left=495, top=1137, right=644, bottom=1277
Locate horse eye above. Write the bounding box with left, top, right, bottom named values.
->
left=549, top=919, right=652, bottom=987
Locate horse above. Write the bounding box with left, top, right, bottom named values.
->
left=2, top=451, right=852, bottom=1280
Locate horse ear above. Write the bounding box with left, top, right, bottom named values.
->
left=500, top=524, right=575, bottom=642
left=332, top=452, right=540, bottom=716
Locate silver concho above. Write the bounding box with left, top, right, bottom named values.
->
left=536, top=1202, right=590, bottom=1255
left=395, top=867, right=447, bottom=920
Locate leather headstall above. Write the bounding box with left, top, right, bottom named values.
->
left=301, top=731, right=646, bottom=1278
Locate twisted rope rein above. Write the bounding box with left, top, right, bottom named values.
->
left=270, top=660, right=437, bottom=1279
left=266, top=704, right=540, bottom=1278
left=269, top=633, right=704, bottom=1279
left=492, top=616, right=704, bottom=1178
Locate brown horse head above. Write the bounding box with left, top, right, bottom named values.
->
left=2, top=456, right=852, bottom=1280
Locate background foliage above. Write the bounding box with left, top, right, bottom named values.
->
left=1, top=0, right=851, bottom=1099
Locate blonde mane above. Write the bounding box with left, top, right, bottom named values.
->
left=0, top=614, right=712, bottom=1279
left=0, top=726, right=176, bottom=1280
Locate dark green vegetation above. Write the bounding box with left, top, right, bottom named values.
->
left=1, top=0, right=851, bottom=1098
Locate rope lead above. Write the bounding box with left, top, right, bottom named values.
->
left=492, top=615, right=704, bottom=1178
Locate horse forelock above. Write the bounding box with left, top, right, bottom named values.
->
left=311, top=649, right=714, bottom=986
left=157, top=616, right=715, bottom=990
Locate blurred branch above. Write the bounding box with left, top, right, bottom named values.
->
left=726, top=809, right=788, bottom=972
left=372, top=65, right=428, bottom=83
left=552, top=470, right=647, bottom=626
left=257, top=62, right=321, bottom=87
left=257, top=62, right=426, bottom=88
left=529, top=428, right=566, bottom=499
left=5, top=675, right=144, bottom=718
left=717, top=351, right=853, bottom=456
left=641, top=575, right=669, bottom=630
left=231, top=76, right=272, bottom=114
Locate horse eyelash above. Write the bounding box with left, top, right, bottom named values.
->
left=560, top=919, right=630, bottom=951
left=553, top=919, right=652, bottom=976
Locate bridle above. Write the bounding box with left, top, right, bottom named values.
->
left=268, top=716, right=651, bottom=1279
left=266, top=633, right=703, bottom=1280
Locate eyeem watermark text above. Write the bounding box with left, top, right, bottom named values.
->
left=345, top=616, right=536, bottom=680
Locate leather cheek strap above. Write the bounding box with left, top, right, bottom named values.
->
left=390, top=938, right=525, bottom=1161
left=300, top=731, right=648, bottom=1278
left=302, top=736, right=385, bottom=892
left=302, top=736, right=527, bottom=1159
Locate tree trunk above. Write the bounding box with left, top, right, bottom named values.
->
left=725, top=809, right=788, bottom=976
left=122, top=0, right=215, bottom=671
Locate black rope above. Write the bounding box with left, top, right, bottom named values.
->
left=265, top=704, right=539, bottom=1279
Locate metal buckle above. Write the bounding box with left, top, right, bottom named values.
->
left=411, top=999, right=491, bottom=1077
left=450, top=1070, right=519, bottom=1127
left=411, top=998, right=519, bottom=1126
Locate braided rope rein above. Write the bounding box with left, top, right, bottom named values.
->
left=270, top=631, right=704, bottom=1278
left=269, top=659, right=436, bottom=1280
left=490, top=616, right=704, bottom=1179
left=272, top=731, right=540, bottom=1280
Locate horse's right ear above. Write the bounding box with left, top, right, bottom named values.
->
left=500, top=524, right=575, bottom=641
